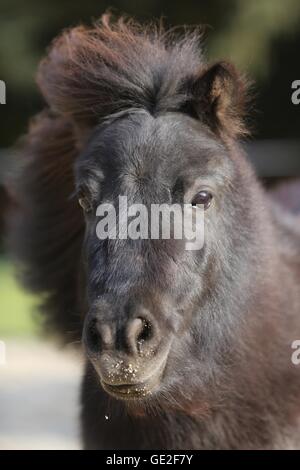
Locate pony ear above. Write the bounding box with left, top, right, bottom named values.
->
left=188, top=61, right=249, bottom=140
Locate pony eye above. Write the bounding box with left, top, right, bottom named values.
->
left=191, top=191, right=213, bottom=210
left=78, top=192, right=92, bottom=213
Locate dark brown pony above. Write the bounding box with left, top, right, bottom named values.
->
left=8, top=15, right=300, bottom=449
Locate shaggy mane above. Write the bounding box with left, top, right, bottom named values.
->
left=8, top=112, right=85, bottom=342
left=38, top=14, right=205, bottom=121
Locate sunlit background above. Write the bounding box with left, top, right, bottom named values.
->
left=0, top=0, right=300, bottom=449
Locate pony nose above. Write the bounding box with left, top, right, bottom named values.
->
left=83, top=315, right=155, bottom=357
left=127, top=317, right=153, bottom=354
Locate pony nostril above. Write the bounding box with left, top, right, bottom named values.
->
left=84, top=319, right=113, bottom=355
left=84, top=318, right=102, bottom=354
left=127, top=317, right=154, bottom=354
left=137, top=318, right=153, bottom=343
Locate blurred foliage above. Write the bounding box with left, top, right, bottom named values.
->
left=0, top=258, right=40, bottom=336
left=210, top=0, right=300, bottom=77
left=0, top=0, right=299, bottom=147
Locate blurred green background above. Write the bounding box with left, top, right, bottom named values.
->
left=0, top=0, right=300, bottom=336
left=0, top=259, right=39, bottom=336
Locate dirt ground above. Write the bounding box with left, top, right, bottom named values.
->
left=0, top=339, right=82, bottom=450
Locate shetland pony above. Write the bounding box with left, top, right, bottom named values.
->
left=8, top=15, right=300, bottom=449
